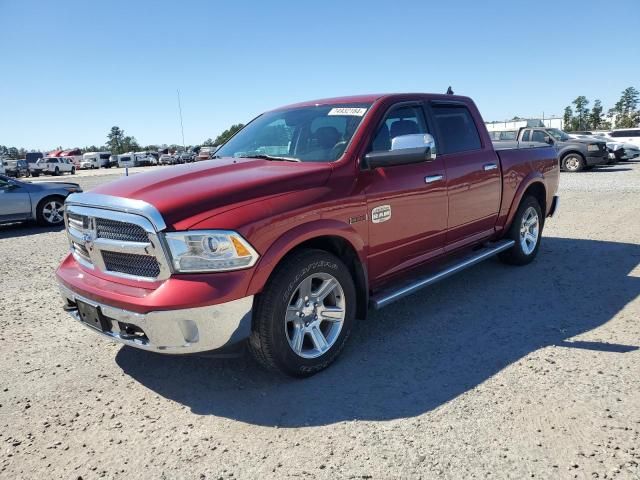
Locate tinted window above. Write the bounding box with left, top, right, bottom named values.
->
left=531, top=130, right=546, bottom=143
left=432, top=105, right=481, bottom=154
left=521, top=130, right=531, bottom=142
left=370, top=105, right=428, bottom=152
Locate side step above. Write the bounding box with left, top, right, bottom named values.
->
left=370, top=239, right=515, bottom=309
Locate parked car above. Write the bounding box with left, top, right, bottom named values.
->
left=31, top=157, right=76, bottom=177
left=197, top=146, right=217, bottom=161
left=506, top=127, right=608, bottom=172
left=0, top=175, right=82, bottom=226
left=25, top=152, right=43, bottom=170
left=159, top=153, right=176, bottom=165
left=5, top=159, right=31, bottom=178
left=135, top=151, right=157, bottom=166
left=56, top=93, right=559, bottom=377
left=0, top=159, right=6, bottom=175
left=177, top=152, right=195, bottom=163
left=605, top=128, right=640, bottom=149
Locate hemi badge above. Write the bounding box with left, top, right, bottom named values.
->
left=349, top=215, right=367, bottom=225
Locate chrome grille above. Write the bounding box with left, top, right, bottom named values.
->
left=102, top=251, right=161, bottom=278
left=96, top=218, right=148, bottom=243
left=64, top=204, right=170, bottom=282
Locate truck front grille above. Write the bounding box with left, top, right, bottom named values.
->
left=95, top=218, right=149, bottom=243
left=65, top=205, right=170, bottom=281
left=102, top=251, right=161, bottom=278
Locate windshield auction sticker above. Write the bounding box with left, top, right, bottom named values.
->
left=328, top=107, right=367, bottom=116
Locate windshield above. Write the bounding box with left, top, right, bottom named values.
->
left=547, top=128, right=570, bottom=141
left=215, top=103, right=372, bottom=162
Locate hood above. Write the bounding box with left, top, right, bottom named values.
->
left=564, top=137, right=605, bottom=145
left=33, top=181, right=81, bottom=190
left=91, top=158, right=333, bottom=228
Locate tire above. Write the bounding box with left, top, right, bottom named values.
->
left=54, top=166, right=60, bottom=176
left=561, top=153, right=585, bottom=172
left=71, top=167, right=76, bottom=175
left=31, top=171, right=39, bottom=177
left=36, top=196, right=65, bottom=226
left=498, top=195, right=543, bottom=266
left=249, top=249, right=357, bottom=377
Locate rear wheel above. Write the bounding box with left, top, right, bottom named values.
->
left=37, top=197, right=65, bottom=226
left=499, top=196, right=543, bottom=266
left=562, top=153, right=585, bottom=172
left=250, top=249, right=356, bottom=377
left=70, top=167, right=76, bottom=175
left=54, top=166, right=60, bottom=176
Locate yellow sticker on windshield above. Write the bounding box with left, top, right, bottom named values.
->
left=328, top=107, right=367, bottom=117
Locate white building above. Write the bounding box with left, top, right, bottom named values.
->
left=485, top=117, right=564, bottom=132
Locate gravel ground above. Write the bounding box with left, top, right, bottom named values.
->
left=1, top=161, right=639, bottom=479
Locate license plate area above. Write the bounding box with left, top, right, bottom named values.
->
left=76, top=300, right=111, bottom=332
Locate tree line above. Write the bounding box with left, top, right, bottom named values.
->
left=563, top=86, right=639, bottom=131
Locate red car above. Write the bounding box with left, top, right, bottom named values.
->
left=56, top=93, right=559, bottom=377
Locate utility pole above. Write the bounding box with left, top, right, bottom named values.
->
left=177, top=89, right=185, bottom=150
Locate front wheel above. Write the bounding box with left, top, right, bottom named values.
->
left=70, top=167, right=76, bottom=175
left=36, top=197, right=65, bottom=226
left=562, top=153, right=585, bottom=172
left=499, top=195, right=543, bottom=266
left=250, top=249, right=356, bottom=377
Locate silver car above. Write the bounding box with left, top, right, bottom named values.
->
left=0, top=175, right=82, bottom=226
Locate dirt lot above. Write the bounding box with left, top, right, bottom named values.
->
left=1, top=162, right=639, bottom=479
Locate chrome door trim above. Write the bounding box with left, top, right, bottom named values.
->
left=483, top=163, right=498, bottom=171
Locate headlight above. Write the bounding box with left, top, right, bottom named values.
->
left=164, top=230, right=259, bottom=272
left=587, top=144, right=600, bottom=151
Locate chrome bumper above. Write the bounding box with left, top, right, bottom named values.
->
left=548, top=195, right=559, bottom=217
left=58, top=283, right=253, bottom=354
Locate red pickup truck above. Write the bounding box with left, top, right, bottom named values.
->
left=56, top=93, right=559, bottom=377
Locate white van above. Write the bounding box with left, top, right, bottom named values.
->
left=82, top=151, right=112, bottom=169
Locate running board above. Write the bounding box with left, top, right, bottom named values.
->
left=370, top=239, right=515, bottom=309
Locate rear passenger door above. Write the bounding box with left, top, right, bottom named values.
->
left=429, top=102, right=502, bottom=249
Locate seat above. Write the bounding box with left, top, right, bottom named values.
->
left=315, top=127, right=341, bottom=150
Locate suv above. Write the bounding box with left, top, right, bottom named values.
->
left=5, top=159, right=31, bottom=178
left=606, top=129, right=640, bottom=149
left=31, top=157, right=76, bottom=177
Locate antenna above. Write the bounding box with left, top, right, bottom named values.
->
left=177, top=89, right=185, bottom=150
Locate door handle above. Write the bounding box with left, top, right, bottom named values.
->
left=483, top=163, right=498, bottom=171
left=424, top=174, right=444, bottom=183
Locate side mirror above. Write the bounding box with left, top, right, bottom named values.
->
left=364, top=133, right=437, bottom=169
left=544, top=135, right=553, bottom=144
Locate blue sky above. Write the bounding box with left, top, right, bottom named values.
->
left=1, top=0, right=637, bottom=150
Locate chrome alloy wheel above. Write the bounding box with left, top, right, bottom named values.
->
left=285, top=273, right=346, bottom=359
left=565, top=156, right=580, bottom=171
left=519, top=206, right=539, bottom=255
left=42, top=200, right=64, bottom=224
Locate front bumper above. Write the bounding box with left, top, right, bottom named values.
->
left=59, top=282, right=253, bottom=354
left=585, top=152, right=608, bottom=166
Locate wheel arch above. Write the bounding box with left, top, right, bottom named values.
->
left=503, top=177, right=547, bottom=232
left=247, top=221, right=369, bottom=321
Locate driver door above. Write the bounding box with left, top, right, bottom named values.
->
left=363, top=103, right=448, bottom=284
left=0, top=178, right=31, bottom=222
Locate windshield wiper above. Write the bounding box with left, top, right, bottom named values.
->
left=237, top=154, right=301, bottom=162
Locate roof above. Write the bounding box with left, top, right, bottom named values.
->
left=270, top=93, right=472, bottom=111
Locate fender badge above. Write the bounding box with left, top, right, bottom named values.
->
left=349, top=214, right=367, bottom=225
left=371, top=205, right=391, bottom=224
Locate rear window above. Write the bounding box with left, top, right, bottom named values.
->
left=432, top=105, right=481, bottom=154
